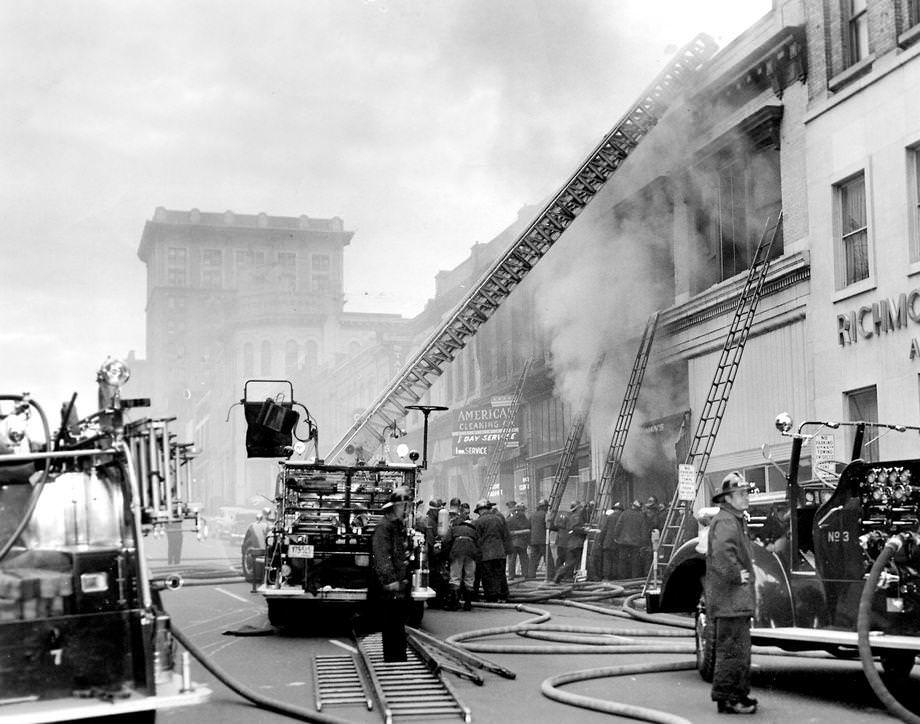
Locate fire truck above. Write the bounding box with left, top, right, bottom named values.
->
left=649, top=413, right=920, bottom=684
left=0, top=359, right=209, bottom=722
left=237, top=380, right=435, bottom=628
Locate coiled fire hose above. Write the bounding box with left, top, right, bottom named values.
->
left=446, top=597, right=698, bottom=724
left=858, top=536, right=920, bottom=724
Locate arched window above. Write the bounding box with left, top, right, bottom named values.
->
left=260, top=341, right=271, bottom=376
left=285, top=340, right=299, bottom=376
left=243, top=343, right=254, bottom=378
left=305, top=340, right=319, bottom=370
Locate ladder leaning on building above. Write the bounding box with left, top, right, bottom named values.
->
left=592, top=311, right=660, bottom=523
left=325, top=35, right=718, bottom=462
left=645, top=212, right=784, bottom=594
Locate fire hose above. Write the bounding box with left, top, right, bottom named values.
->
left=168, top=620, right=354, bottom=724
left=858, top=535, right=920, bottom=724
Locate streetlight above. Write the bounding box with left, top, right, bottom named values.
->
left=405, top=405, right=449, bottom=469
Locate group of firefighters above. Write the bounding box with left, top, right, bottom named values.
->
left=407, top=493, right=669, bottom=608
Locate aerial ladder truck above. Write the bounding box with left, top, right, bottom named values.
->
left=326, top=35, right=718, bottom=463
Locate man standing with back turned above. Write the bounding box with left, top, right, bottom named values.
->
left=707, top=471, right=757, bottom=715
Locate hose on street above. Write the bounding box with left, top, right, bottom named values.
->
left=169, top=621, right=355, bottom=724
left=857, top=537, right=920, bottom=724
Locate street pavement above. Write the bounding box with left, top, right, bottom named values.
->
left=145, top=534, right=915, bottom=724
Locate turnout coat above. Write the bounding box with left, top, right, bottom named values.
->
left=704, top=504, right=755, bottom=618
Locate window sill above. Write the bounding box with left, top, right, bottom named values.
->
left=908, top=260, right=920, bottom=278
left=833, top=276, right=877, bottom=304
left=828, top=55, right=876, bottom=93
left=898, top=24, right=920, bottom=50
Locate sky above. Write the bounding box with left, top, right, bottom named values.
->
left=0, top=0, right=770, bottom=417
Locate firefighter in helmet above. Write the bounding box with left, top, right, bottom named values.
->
left=370, top=486, right=412, bottom=661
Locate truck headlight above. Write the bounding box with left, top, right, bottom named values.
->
left=80, top=572, right=109, bottom=593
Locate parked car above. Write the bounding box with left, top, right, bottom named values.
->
left=213, top=506, right=262, bottom=543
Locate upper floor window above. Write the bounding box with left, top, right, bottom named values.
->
left=166, top=247, right=187, bottom=286
left=285, top=340, right=299, bottom=376
left=242, top=343, right=254, bottom=378
left=835, top=172, right=870, bottom=287
left=847, top=0, right=869, bottom=66
left=260, top=340, right=272, bottom=376
left=693, top=143, right=782, bottom=288
left=909, top=147, right=920, bottom=262
left=278, top=251, right=297, bottom=291
left=312, top=254, right=330, bottom=272
left=201, top=248, right=222, bottom=288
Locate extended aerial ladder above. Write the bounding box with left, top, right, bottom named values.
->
left=545, top=353, right=607, bottom=523
left=592, top=311, right=659, bottom=522
left=480, top=358, right=534, bottom=498
left=326, top=35, right=718, bottom=461
left=645, top=213, right=784, bottom=592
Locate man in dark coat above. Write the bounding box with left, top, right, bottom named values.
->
left=370, top=487, right=412, bottom=662
left=552, top=501, right=589, bottom=583
left=706, top=472, right=757, bottom=715
left=528, top=498, right=549, bottom=579
left=613, top=500, right=649, bottom=578
left=598, top=502, right=623, bottom=580
left=506, top=504, right=531, bottom=579
left=471, top=499, right=509, bottom=602
left=443, top=504, right=479, bottom=610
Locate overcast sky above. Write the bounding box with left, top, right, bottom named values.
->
left=1, top=0, right=769, bottom=414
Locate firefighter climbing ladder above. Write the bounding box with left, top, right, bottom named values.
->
left=646, top=213, right=784, bottom=591
left=546, top=353, right=607, bottom=521
left=480, top=357, right=533, bottom=498
left=592, top=311, right=659, bottom=521
left=326, top=34, right=717, bottom=461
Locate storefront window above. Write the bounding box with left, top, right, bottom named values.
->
left=910, top=147, right=920, bottom=262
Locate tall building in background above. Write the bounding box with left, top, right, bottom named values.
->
left=137, top=207, right=406, bottom=510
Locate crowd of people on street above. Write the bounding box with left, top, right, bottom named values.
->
left=394, top=493, right=669, bottom=610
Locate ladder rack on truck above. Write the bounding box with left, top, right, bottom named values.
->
left=327, top=35, right=717, bottom=462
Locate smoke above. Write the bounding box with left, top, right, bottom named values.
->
left=526, top=89, right=782, bottom=486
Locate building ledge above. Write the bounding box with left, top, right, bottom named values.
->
left=828, top=55, right=875, bottom=93
left=661, top=250, right=810, bottom=335
left=898, top=24, right=920, bottom=50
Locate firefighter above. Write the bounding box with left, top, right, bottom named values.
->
left=598, top=501, right=623, bottom=580
left=443, top=500, right=479, bottom=611
left=471, top=499, right=509, bottom=602
left=706, top=472, right=757, bottom=715
left=370, top=486, right=412, bottom=662
left=506, top=503, right=531, bottom=579
left=165, top=519, right=184, bottom=565
left=552, top=500, right=589, bottom=583
left=613, top=500, right=649, bottom=578
left=528, top=498, right=549, bottom=579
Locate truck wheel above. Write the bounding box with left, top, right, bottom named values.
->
left=408, top=601, right=425, bottom=627
left=267, top=599, right=295, bottom=628
left=695, top=592, right=716, bottom=683
left=880, top=650, right=916, bottom=678
left=241, top=547, right=256, bottom=582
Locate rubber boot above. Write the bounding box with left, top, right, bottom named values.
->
left=462, top=589, right=472, bottom=611
left=445, top=587, right=459, bottom=611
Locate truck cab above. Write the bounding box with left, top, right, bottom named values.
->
left=652, top=415, right=920, bottom=681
